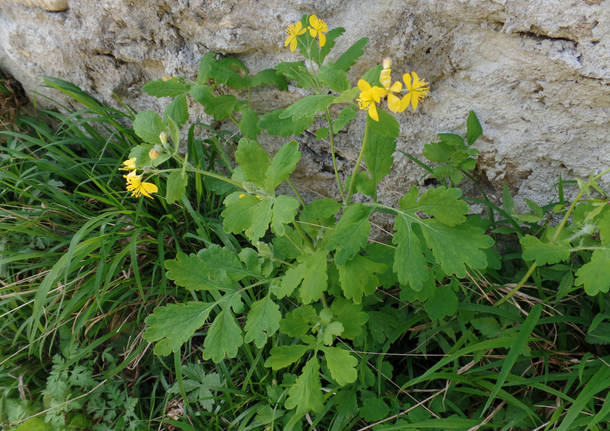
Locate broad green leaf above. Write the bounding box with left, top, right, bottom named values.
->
left=190, top=85, right=240, bottom=120
left=165, top=252, right=223, bottom=291
left=520, top=235, right=571, bottom=265
left=575, top=249, right=610, bottom=295
left=364, top=110, right=398, bottom=187
left=597, top=207, right=610, bottom=246
left=362, top=65, right=382, bottom=86
left=276, top=61, right=316, bottom=89
left=404, top=186, right=469, bottom=227
left=246, top=198, right=274, bottom=241
left=198, top=244, right=255, bottom=281
left=438, top=133, right=464, bottom=147
left=279, top=95, right=335, bottom=120
left=208, top=57, right=249, bottom=89
left=166, top=171, right=188, bottom=204
left=250, top=68, right=288, bottom=90
left=164, top=94, right=189, bottom=126
left=332, top=87, right=360, bottom=104
left=323, top=347, right=358, bottom=386
left=238, top=107, right=260, bottom=139
left=259, top=108, right=314, bottom=137
left=142, top=78, right=191, bottom=97
left=466, top=110, right=483, bottom=145
left=300, top=198, right=341, bottom=239
left=354, top=171, right=376, bottom=197
left=308, top=27, right=345, bottom=66
left=315, top=127, right=329, bottom=139
left=128, top=144, right=154, bottom=168
left=334, top=37, right=368, bottom=71
left=393, top=215, right=428, bottom=291
left=133, top=110, right=164, bottom=145
left=424, top=140, right=454, bottom=163
left=330, top=298, right=368, bottom=339
left=202, top=308, right=243, bottom=362
left=271, top=195, right=299, bottom=236
left=424, top=285, right=458, bottom=320
left=337, top=255, right=386, bottom=303
left=264, top=344, right=311, bottom=370
left=285, top=357, right=323, bottom=415
left=421, top=219, right=494, bottom=277
left=244, top=297, right=281, bottom=348
left=586, top=314, right=610, bottom=345
left=319, top=64, right=349, bottom=92
left=235, top=138, right=270, bottom=188
left=280, top=305, right=317, bottom=338
left=197, top=52, right=215, bottom=84
left=265, top=140, right=301, bottom=191
left=333, top=105, right=357, bottom=132
left=360, top=397, right=389, bottom=422
left=143, top=302, right=213, bottom=356
left=326, top=204, right=371, bottom=265
left=278, top=249, right=328, bottom=303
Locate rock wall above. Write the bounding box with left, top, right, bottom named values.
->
left=1, top=0, right=608, bottom=208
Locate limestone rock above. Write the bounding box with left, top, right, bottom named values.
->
left=0, top=0, right=608, bottom=208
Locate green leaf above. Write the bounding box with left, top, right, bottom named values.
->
left=259, top=108, right=314, bottom=137
left=332, top=87, right=360, bottom=104
left=322, top=347, right=358, bottom=386
left=520, top=235, right=571, bottom=265
left=238, top=107, right=260, bottom=139
left=165, top=252, right=227, bottom=291
left=197, top=52, right=215, bottom=84
left=128, top=144, right=154, bottom=168
left=337, top=255, right=386, bottom=303
left=285, top=357, right=323, bottom=416
left=164, top=94, right=189, bottom=126
left=265, top=140, right=301, bottom=191
left=189, top=85, right=240, bottom=120
left=276, top=61, right=316, bottom=89
left=208, top=57, right=249, bottom=89
left=250, top=68, right=288, bottom=90
left=280, top=305, right=317, bottom=338
left=143, top=302, right=213, bottom=356
left=466, top=110, right=483, bottom=145
left=202, top=308, right=243, bottom=362
left=362, top=65, right=382, bottom=87
left=393, top=215, right=428, bottom=291
left=133, top=110, right=164, bottom=145
left=265, top=344, right=311, bottom=370
left=319, top=64, right=349, bottom=92
left=326, top=204, right=371, bottom=265
left=278, top=249, right=328, bottom=304
left=365, top=110, right=398, bottom=187
left=360, top=397, right=389, bottom=422
left=309, top=27, right=345, bottom=66
left=482, top=304, right=542, bottom=414
left=235, top=138, right=270, bottom=188
left=315, top=128, right=329, bottom=139
left=334, top=37, right=368, bottom=71
left=300, top=198, right=341, bottom=239
left=142, top=78, right=191, bottom=97
left=279, top=94, right=335, bottom=120
left=244, top=297, right=281, bottom=348
left=424, top=285, right=458, bottom=320
left=423, top=140, right=454, bottom=163
left=330, top=298, right=368, bottom=339
left=354, top=171, right=376, bottom=197
left=222, top=193, right=272, bottom=241
left=597, top=207, right=610, bottom=246
left=166, top=171, right=188, bottom=204
left=575, top=249, right=610, bottom=295
left=246, top=198, right=274, bottom=241
left=421, top=219, right=494, bottom=277
left=403, top=186, right=469, bottom=226
left=333, top=105, right=357, bottom=132
left=271, top=195, right=299, bottom=236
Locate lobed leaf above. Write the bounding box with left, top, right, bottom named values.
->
left=202, top=308, right=243, bottom=362
left=244, top=297, right=282, bottom=348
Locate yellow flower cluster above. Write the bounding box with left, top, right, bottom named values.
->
left=357, top=58, right=430, bottom=121
left=284, top=14, right=328, bottom=52
left=120, top=157, right=158, bottom=199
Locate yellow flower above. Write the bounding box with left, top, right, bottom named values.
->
left=120, top=157, right=137, bottom=171
left=124, top=171, right=158, bottom=199
left=356, top=79, right=387, bottom=121
left=162, top=76, right=171, bottom=81
left=401, top=72, right=430, bottom=111
left=308, top=14, right=328, bottom=47
left=284, top=20, right=307, bottom=52
left=379, top=60, right=404, bottom=113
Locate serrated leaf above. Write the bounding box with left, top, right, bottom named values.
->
left=423, top=141, right=453, bottom=163
left=315, top=128, right=329, bottom=139
left=354, top=171, right=376, bottom=197
left=265, top=140, right=301, bottom=191
left=222, top=193, right=272, bottom=242
left=280, top=305, right=317, bottom=338
left=319, top=64, right=349, bottom=92
left=209, top=57, right=249, bottom=90
left=333, top=86, right=360, bottom=104
left=279, top=95, right=335, bottom=120
left=520, top=235, right=571, bottom=266
left=271, top=195, right=299, bottom=236
left=277, top=249, right=328, bottom=303
left=323, top=347, right=358, bottom=386
left=597, top=207, right=610, bottom=246
left=466, top=110, right=483, bottom=145
left=133, top=110, right=164, bottom=145
left=421, top=219, right=494, bottom=277
left=362, top=65, right=382, bottom=87
left=330, top=298, right=368, bottom=339
left=164, top=94, right=189, bottom=126
left=285, top=357, right=323, bottom=415
left=235, top=138, right=270, bottom=188
left=337, top=255, right=386, bottom=303
left=143, top=302, right=213, bottom=356
left=326, top=204, right=371, bottom=265
left=333, top=105, right=357, bottom=132
left=575, top=249, right=610, bottom=295
left=300, top=198, right=341, bottom=239
left=334, top=37, right=368, bottom=71
left=393, top=215, right=428, bottom=291
left=142, top=79, right=191, bottom=97
left=128, top=144, right=154, bottom=168
left=250, top=68, right=288, bottom=90
left=202, top=308, right=243, bottom=362
left=259, top=108, right=314, bottom=137
left=244, top=297, right=281, bottom=348
left=413, top=187, right=469, bottom=226
left=197, top=52, right=215, bottom=84
left=166, top=171, right=188, bottom=204
left=424, top=285, right=458, bottom=320
left=238, top=107, right=260, bottom=139
left=165, top=252, right=231, bottom=291
left=189, top=85, right=240, bottom=120
left=276, top=61, right=317, bottom=89
left=438, top=133, right=464, bottom=147
left=360, top=397, right=389, bottom=422
left=265, top=345, right=311, bottom=370
left=365, top=110, right=398, bottom=187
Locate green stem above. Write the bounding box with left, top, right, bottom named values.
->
left=345, top=119, right=370, bottom=205
left=325, top=108, right=345, bottom=201
left=287, top=179, right=306, bottom=207
left=152, top=166, right=242, bottom=189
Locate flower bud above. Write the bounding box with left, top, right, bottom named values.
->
left=148, top=148, right=160, bottom=161
left=382, top=57, right=392, bottom=69
left=159, top=132, right=168, bottom=146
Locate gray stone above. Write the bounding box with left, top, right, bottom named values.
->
left=0, top=0, right=608, bottom=209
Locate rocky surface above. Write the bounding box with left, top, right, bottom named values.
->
left=1, top=0, right=608, bottom=208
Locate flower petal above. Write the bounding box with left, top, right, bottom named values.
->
left=309, top=14, right=319, bottom=28
left=358, top=79, right=371, bottom=92
left=400, top=93, right=412, bottom=111
left=390, top=81, right=402, bottom=93
left=290, top=37, right=298, bottom=52
left=368, top=103, right=379, bottom=121
left=403, top=72, right=412, bottom=90
left=387, top=93, right=402, bottom=113
left=371, top=86, right=387, bottom=102
left=318, top=32, right=326, bottom=47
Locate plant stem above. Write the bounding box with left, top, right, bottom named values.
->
left=325, top=108, right=345, bottom=201
left=345, top=119, right=370, bottom=205
left=152, top=166, right=242, bottom=189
